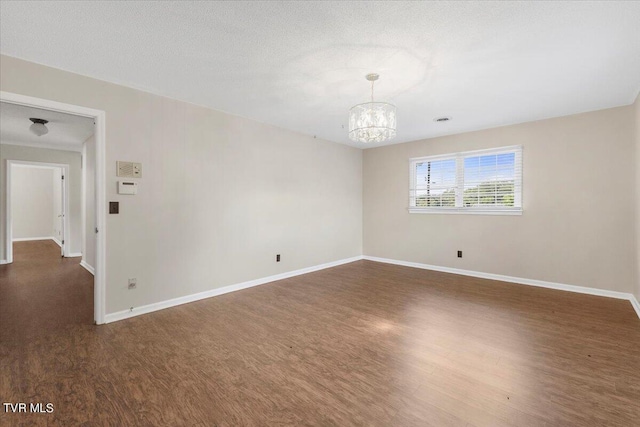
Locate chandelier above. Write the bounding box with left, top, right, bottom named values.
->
left=348, top=73, right=396, bottom=143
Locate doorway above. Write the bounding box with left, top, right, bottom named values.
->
left=6, top=161, right=70, bottom=259
left=0, top=91, right=106, bottom=324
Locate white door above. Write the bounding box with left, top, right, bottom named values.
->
left=52, top=167, right=65, bottom=257
left=60, top=172, right=65, bottom=257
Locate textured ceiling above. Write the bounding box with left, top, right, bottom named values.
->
left=0, top=102, right=95, bottom=152
left=1, top=1, right=639, bottom=148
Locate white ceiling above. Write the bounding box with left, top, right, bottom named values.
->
left=1, top=1, right=639, bottom=148
left=0, top=102, right=95, bottom=152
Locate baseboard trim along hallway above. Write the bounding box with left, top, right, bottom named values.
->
left=12, top=236, right=57, bottom=242
left=80, top=260, right=95, bottom=275
left=104, top=256, right=365, bottom=323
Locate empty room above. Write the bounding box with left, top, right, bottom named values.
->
left=0, top=1, right=639, bottom=426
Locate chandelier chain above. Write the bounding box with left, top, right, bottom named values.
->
left=371, top=79, right=374, bottom=103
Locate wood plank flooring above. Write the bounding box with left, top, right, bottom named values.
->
left=1, top=240, right=639, bottom=426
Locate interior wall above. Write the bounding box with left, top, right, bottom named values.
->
left=82, top=134, right=96, bottom=270
left=11, top=166, right=54, bottom=239
left=0, top=55, right=363, bottom=315
left=0, top=144, right=83, bottom=255
left=363, top=105, right=637, bottom=294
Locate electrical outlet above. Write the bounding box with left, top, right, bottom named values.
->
left=457, top=251, right=462, bottom=258
left=128, top=278, right=137, bottom=289
left=276, top=254, right=281, bottom=262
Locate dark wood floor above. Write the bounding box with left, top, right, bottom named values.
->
left=1, top=241, right=639, bottom=426
left=0, top=241, right=94, bottom=342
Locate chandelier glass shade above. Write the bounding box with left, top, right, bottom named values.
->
left=348, top=74, right=396, bottom=143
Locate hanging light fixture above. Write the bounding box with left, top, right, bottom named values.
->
left=29, top=118, right=49, bottom=136
left=348, top=73, right=396, bottom=143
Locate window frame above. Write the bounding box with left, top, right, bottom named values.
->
left=408, top=145, right=523, bottom=215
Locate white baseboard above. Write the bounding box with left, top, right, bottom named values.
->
left=13, top=236, right=53, bottom=242
left=80, top=260, right=95, bottom=275
left=13, top=236, right=62, bottom=248
left=104, top=255, right=364, bottom=323
left=103, top=254, right=640, bottom=324
left=13, top=237, right=82, bottom=258
left=363, top=256, right=640, bottom=320
left=630, top=295, right=640, bottom=320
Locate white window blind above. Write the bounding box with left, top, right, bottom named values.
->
left=409, top=146, right=522, bottom=215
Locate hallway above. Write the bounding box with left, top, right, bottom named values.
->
left=0, top=239, right=93, bottom=345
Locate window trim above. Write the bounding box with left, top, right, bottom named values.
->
left=408, top=145, right=523, bottom=215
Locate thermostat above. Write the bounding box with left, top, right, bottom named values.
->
left=118, top=181, right=138, bottom=195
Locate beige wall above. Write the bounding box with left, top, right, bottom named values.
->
left=364, top=106, right=637, bottom=294
left=0, top=55, right=362, bottom=315
left=11, top=166, right=54, bottom=239
left=635, top=92, right=640, bottom=300
left=1, top=53, right=634, bottom=311
left=1, top=144, right=83, bottom=255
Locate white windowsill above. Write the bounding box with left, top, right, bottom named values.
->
left=408, top=208, right=523, bottom=216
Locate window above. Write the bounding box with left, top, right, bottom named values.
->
left=409, top=146, right=522, bottom=215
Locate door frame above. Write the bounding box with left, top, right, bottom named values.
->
left=6, top=161, right=70, bottom=257
left=1, top=91, right=107, bottom=325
